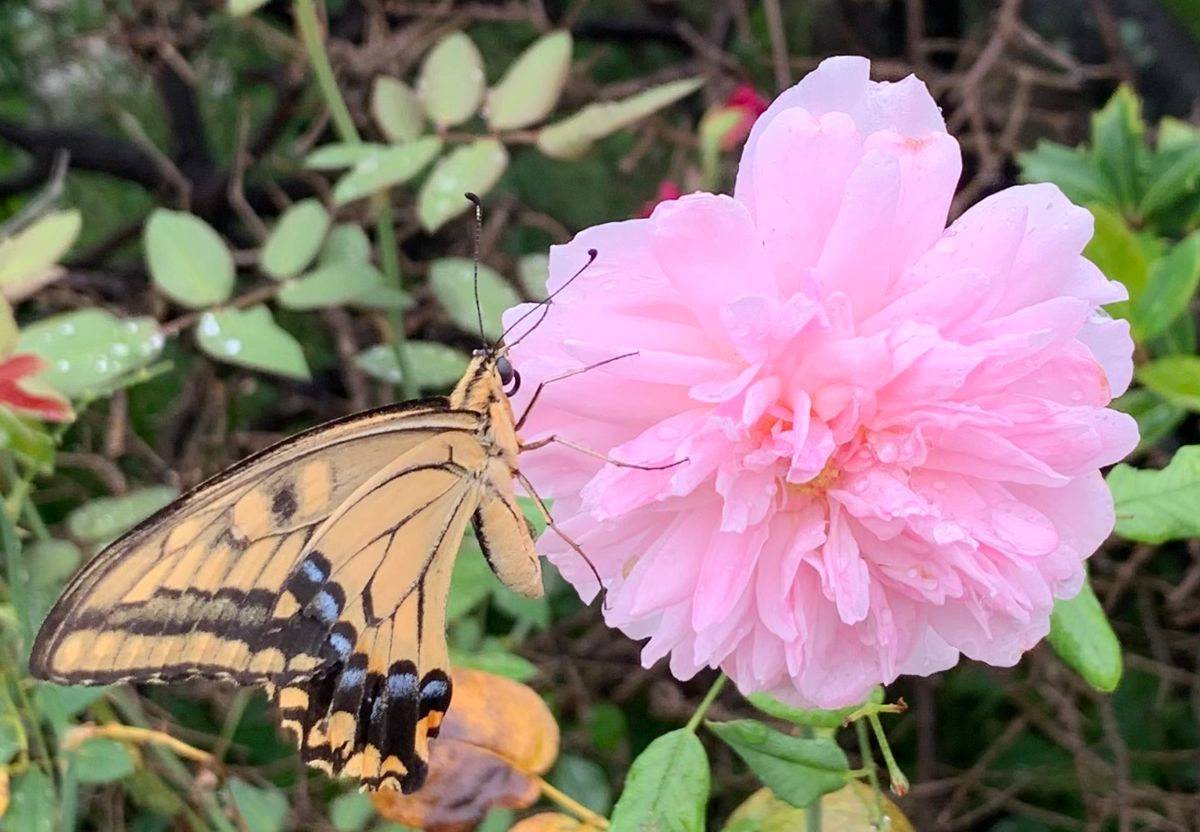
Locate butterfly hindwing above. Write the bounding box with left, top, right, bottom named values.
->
left=29, top=402, right=479, bottom=686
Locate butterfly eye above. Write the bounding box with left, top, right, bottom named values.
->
left=497, top=356, right=516, bottom=386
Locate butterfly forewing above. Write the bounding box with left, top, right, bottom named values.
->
left=30, top=356, right=545, bottom=793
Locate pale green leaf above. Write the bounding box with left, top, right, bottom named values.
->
left=707, top=720, right=850, bottom=809
left=351, top=285, right=414, bottom=311
left=537, top=77, right=704, bottom=160
left=0, top=296, right=16, bottom=354
left=0, top=408, right=56, bottom=472
left=1018, top=142, right=1119, bottom=207
left=17, top=309, right=164, bottom=397
left=261, top=199, right=331, bottom=279
left=608, top=729, right=709, bottom=832
left=333, top=138, right=443, bottom=205
left=1084, top=205, right=1146, bottom=320
left=66, top=486, right=179, bottom=543
left=330, top=791, right=376, bottom=832
left=25, top=539, right=80, bottom=588
left=0, top=209, right=81, bottom=300
left=71, top=737, right=136, bottom=784
left=746, top=688, right=882, bottom=730
left=371, top=77, right=424, bottom=143
left=320, top=224, right=373, bottom=266
left=278, top=263, right=384, bottom=309
left=1135, top=356, right=1200, bottom=411
left=1048, top=578, right=1123, bottom=692
left=227, top=0, right=270, bottom=14
left=416, top=139, right=508, bottom=232
left=354, top=341, right=468, bottom=389
left=417, top=32, right=485, bottom=128
left=1108, top=444, right=1200, bottom=543
left=305, top=142, right=390, bottom=170
left=517, top=253, right=549, bottom=300
left=449, top=643, right=538, bottom=681
left=428, top=257, right=519, bottom=341
left=229, top=778, right=288, bottom=832
left=1112, top=389, right=1185, bottom=453
left=486, top=31, right=573, bottom=131
left=144, top=209, right=235, bottom=308
left=195, top=306, right=310, bottom=380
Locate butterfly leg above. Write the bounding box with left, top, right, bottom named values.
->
left=514, top=351, right=639, bottom=430
left=514, top=472, right=607, bottom=602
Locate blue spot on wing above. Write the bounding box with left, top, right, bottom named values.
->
left=338, top=667, right=365, bottom=690
left=301, top=558, right=327, bottom=583
left=312, top=590, right=341, bottom=623
left=327, top=632, right=352, bottom=660
left=387, top=673, right=419, bottom=699
left=420, top=679, right=449, bottom=700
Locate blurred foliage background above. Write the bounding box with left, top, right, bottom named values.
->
left=1, top=1, right=1200, bottom=830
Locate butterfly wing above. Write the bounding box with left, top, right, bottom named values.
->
left=29, top=400, right=480, bottom=687
left=268, top=429, right=498, bottom=792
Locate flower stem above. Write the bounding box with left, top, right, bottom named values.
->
left=537, top=776, right=610, bottom=829
left=867, top=713, right=909, bottom=796
left=293, top=0, right=415, bottom=399
left=855, top=718, right=886, bottom=826
left=685, top=672, right=728, bottom=733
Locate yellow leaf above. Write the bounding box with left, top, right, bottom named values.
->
left=722, top=782, right=915, bottom=832
left=0, top=210, right=81, bottom=300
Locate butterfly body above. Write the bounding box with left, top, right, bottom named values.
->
left=30, top=351, right=542, bottom=792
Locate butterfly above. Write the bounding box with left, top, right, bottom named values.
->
left=29, top=343, right=551, bottom=792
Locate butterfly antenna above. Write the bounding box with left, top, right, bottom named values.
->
left=500, top=248, right=598, bottom=345
left=465, top=192, right=486, bottom=347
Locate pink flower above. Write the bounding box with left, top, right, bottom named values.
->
left=503, top=57, right=1138, bottom=708
left=637, top=181, right=684, bottom=219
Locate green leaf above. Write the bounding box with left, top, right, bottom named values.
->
left=746, top=687, right=882, bottom=730
left=229, top=778, right=288, bottom=832
left=260, top=199, right=331, bottom=280
left=0, top=715, right=20, bottom=765
left=320, top=224, right=373, bottom=266
left=195, top=306, right=310, bottom=380
left=354, top=341, right=469, bottom=390
left=586, top=702, right=628, bottom=754
left=1141, top=138, right=1200, bottom=221
left=351, top=285, right=414, bottom=311
left=486, top=31, right=573, bottom=131
left=1018, top=142, right=1119, bottom=207
left=608, top=728, right=709, bottom=832
left=0, top=408, right=56, bottom=472
left=1112, top=389, right=1185, bottom=453
left=1090, top=86, right=1146, bottom=210
left=537, top=77, right=704, bottom=160
left=7, top=768, right=56, bottom=832
left=371, top=77, right=424, bottom=143
left=26, top=539, right=80, bottom=588
left=1108, top=445, right=1200, bottom=543
left=144, top=209, right=235, bottom=308
left=417, top=32, right=485, bottom=128
left=492, top=584, right=550, bottom=629
left=66, top=486, right=179, bottom=543
left=305, top=142, right=390, bottom=170
left=550, top=754, right=612, bottom=816
left=278, top=262, right=384, bottom=310
left=0, top=209, right=81, bottom=299
left=17, top=309, right=164, bottom=398
left=333, top=138, right=443, bottom=205
left=71, top=737, right=136, bottom=783
left=330, top=791, right=376, bottom=832
left=1135, top=356, right=1200, bottom=411
left=1048, top=578, right=1123, bottom=692
left=416, top=139, right=509, bottom=232
left=1084, top=205, right=1146, bottom=320
left=517, top=253, right=549, bottom=300
left=706, top=720, right=850, bottom=809
left=227, top=0, right=270, bottom=15
left=1131, top=231, right=1200, bottom=340
left=447, top=542, right=497, bottom=619
left=0, top=296, right=16, bottom=354
left=427, top=257, right=520, bottom=341
left=34, top=683, right=108, bottom=720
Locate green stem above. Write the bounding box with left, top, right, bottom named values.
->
left=293, top=0, right=359, bottom=144
left=684, top=672, right=727, bottom=733
left=294, top=0, right=415, bottom=399
left=855, top=718, right=886, bottom=826
left=867, top=713, right=908, bottom=796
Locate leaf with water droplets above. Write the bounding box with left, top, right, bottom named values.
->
left=417, top=140, right=508, bottom=232
left=537, top=77, right=704, bottom=160
left=333, top=138, right=443, bottom=205
left=144, top=209, right=235, bottom=308
left=16, top=309, right=164, bottom=398
left=372, top=76, right=425, bottom=143
left=428, top=257, right=520, bottom=341
left=486, top=31, right=573, bottom=131
left=355, top=341, right=470, bottom=390
left=417, top=32, right=485, bottom=128
left=261, top=199, right=331, bottom=280
left=195, top=306, right=310, bottom=380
